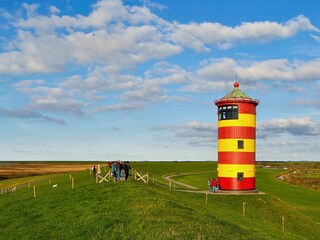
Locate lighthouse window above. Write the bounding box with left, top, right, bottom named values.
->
left=218, top=105, right=238, bottom=120
left=238, top=140, right=244, bottom=149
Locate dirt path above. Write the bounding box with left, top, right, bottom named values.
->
left=163, top=172, right=204, bottom=190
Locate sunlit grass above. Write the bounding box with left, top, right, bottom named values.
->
left=0, top=162, right=319, bottom=240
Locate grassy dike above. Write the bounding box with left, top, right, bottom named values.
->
left=0, top=162, right=319, bottom=239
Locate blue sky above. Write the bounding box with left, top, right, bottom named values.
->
left=0, top=0, right=319, bottom=161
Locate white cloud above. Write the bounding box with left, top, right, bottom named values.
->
left=119, top=62, right=190, bottom=103
left=14, top=79, right=46, bottom=92
left=180, top=80, right=228, bottom=93
left=16, top=0, right=160, bottom=30
left=141, top=0, right=167, bottom=11
left=61, top=65, right=140, bottom=92
left=64, top=26, right=181, bottom=66
left=169, top=15, right=319, bottom=51
left=61, top=61, right=190, bottom=113
left=1, top=0, right=320, bottom=121
left=48, top=6, right=61, bottom=15
left=181, top=57, right=320, bottom=93
left=258, top=116, right=320, bottom=138
left=94, top=102, right=146, bottom=112
left=0, top=25, right=181, bottom=75
left=311, top=34, right=320, bottom=42
left=1, top=0, right=318, bottom=77
left=13, top=80, right=84, bottom=116
left=22, top=3, right=40, bottom=18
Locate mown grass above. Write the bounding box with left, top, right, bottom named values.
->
left=172, top=166, right=320, bottom=223
left=256, top=168, right=320, bottom=223
left=0, top=162, right=319, bottom=240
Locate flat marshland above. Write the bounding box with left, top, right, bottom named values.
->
left=0, top=161, right=319, bottom=240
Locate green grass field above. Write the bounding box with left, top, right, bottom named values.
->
left=0, top=162, right=319, bottom=240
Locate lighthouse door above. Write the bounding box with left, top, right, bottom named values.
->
left=237, top=172, right=244, bottom=181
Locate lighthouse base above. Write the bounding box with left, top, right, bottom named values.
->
left=215, top=189, right=265, bottom=195
left=218, top=177, right=255, bottom=190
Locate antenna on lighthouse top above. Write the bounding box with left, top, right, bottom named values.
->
left=234, top=73, right=239, bottom=88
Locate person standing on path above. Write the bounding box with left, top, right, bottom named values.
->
left=112, top=162, right=117, bottom=180
left=97, top=164, right=101, bottom=177
left=115, top=160, right=121, bottom=181
left=208, top=178, right=212, bottom=192
left=211, top=178, right=218, bottom=193
left=91, top=165, right=96, bottom=177
left=123, top=161, right=131, bottom=181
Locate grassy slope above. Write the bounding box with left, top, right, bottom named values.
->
left=256, top=169, right=320, bottom=223
left=0, top=162, right=319, bottom=240
left=171, top=166, right=320, bottom=223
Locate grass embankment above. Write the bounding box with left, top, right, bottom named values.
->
left=0, top=162, right=319, bottom=239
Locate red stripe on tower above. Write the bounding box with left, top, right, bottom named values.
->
left=218, top=126, right=256, bottom=139
left=218, top=152, right=255, bottom=164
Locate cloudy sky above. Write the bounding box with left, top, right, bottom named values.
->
left=0, top=0, right=319, bottom=161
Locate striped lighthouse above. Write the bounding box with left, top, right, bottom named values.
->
left=214, top=82, right=259, bottom=190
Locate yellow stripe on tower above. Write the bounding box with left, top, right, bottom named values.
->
left=218, top=113, right=256, bottom=128
left=218, top=164, right=255, bottom=178
left=218, top=139, right=255, bottom=152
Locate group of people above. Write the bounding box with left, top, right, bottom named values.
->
left=109, top=160, right=131, bottom=181
left=91, top=160, right=131, bottom=182
left=208, top=178, right=219, bottom=193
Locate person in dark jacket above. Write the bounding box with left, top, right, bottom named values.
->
left=123, top=161, right=131, bottom=181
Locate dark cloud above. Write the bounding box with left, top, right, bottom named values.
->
left=151, top=121, right=216, bottom=146
left=0, top=107, right=65, bottom=125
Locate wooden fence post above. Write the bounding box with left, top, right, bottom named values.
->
left=33, top=185, right=36, bottom=198
left=72, top=177, right=74, bottom=190
left=69, top=174, right=72, bottom=181
left=169, top=179, right=172, bottom=191
left=206, top=192, right=208, bottom=206
left=282, top=216, right=285, bottom=231
left=147, top=172, right=149, bottom=184
left=243, top=202, right=246, bottom=217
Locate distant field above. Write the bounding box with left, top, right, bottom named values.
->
left=0, top=162, right=105, bottom=181
left=0, top=161, right=319, bottom=240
